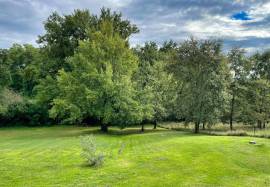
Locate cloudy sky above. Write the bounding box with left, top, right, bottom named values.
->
left=1, top=0, right=270, bottom=53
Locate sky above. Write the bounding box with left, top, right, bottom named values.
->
left=1, top=0, right=270, bottom=54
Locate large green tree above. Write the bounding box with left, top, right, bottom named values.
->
left=49, top=21, right=143, bottom=131
left=35, top=8, right=140, bottom=125
left=38, top=8, right=139, bottom=76
left=168, top=38, right=229, bottom=133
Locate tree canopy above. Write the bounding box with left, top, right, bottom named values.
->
left=0, top=8, right=269, bottom=133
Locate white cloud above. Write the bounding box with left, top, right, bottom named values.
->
left=249, top=1, right=270, bottom=20
left=182, top=14, right=270, bottom=40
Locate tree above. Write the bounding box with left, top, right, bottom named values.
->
left=6, top=44, right=41, bottom=96
left=168, top=38, right=229, bottom=133
left=245, top=51, right=270, bottom=128
left=133, top=41, right=177, bottom=131
left=133, top=42, right=159, bottom=131
left=160, top=40, right=177, bottom=53
left=37, top=9, right=95, bottom=76
left=243, top=79, right=270, bottom=128
left=227, top=48, right=250, bottom=130
left=150, top=60, right=177, bottom=129
left=0, top=49, right=10, bottom=90
left=0, top=49, right=11, bottom=115
left=97, top=8, right=139, bottom=39
left=253, top=50, right=270, bottom=81
left=34, top=8, right=140, bottom=125
left=38, top=8, right=139, bottom=76
left=49, top=21, right=143, bottom=131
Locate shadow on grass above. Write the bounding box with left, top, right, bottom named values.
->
left=0, top=124, right=199, bottom=141
left=79, top=162, right=102, bottom=169
left=81, top=127, right=172, bottom=136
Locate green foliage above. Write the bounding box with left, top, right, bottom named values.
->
left=168, top=38, right=229, bottom=132
left=6, top=44, right=41, bottom=95
left=50, top=21, right=143, bottom=129
left=0, top=90, right=49, bottom=126
left=38, top=10, right=94, bottom=68
left=1, top=8, right=270, bottom=132
left=34, top=75, right=60, bottom=123
left=0, top=88, right=23, bottom=116
left=150, top=60, right=177, bottom=121
left=98, top=8, right=139, bottom=39
left=133, top=42, right=177, bottom=125
left=0, top=49, right=10, bottom=89
left=252, top=50, right=270, bottom=80
left=230, top=50, right=270, bottom=127
left=35, top=76, right=59, bottom=107
left=38, top=8, right=138, bottom=76
left=80, top=135, right=105, bottom=167
left=133, top=42, right=159, bottom=123
left=242, top=79, right=270, bottom=125
left=31, top=8, right=140, bottom=127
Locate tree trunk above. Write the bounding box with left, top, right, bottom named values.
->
left=229, top=93, right=235, bottom=131
left=258, top=107, right=263, bottom=129
left=100, top=124, right=108, bottom=132
left=257, top=120, right=262, bottom=129
left=153, top=120, right=157, bottom=129
left=202, top=122, right=205, bottom=130
left=263, top=122, right=266, bottom=129
left=195, top=121, right=200, bottom=133
left=141, top=124, right=144, bottom=132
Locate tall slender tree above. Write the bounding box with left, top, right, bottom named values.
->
left=227, top=48, right=250, bottom=130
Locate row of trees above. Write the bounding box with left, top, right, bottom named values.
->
left=0, top=8, right=269, bottom=133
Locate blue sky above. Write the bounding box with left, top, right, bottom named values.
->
left=231, top=11, right=252, bottom=20
left=1, top=0, right=270, bottom=53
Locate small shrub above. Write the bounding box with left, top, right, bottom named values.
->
left=118, top=142, right=125, bottom=155
left=80, top=135, right=104, bottom=167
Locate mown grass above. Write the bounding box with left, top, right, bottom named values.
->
left=0, top=125, right=270, bottom=186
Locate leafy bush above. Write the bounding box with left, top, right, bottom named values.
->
left=80, top=135, right=104, bottom=167
left=0, top=88, right=23, bottom=115
left=1, top=95, right=50, bottom=126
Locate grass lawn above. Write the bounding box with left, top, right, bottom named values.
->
left=0, top=126, right=270, bottom=187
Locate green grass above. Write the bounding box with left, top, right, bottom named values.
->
left=1, top=126, right=270, bottom=187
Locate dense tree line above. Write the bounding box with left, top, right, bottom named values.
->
left=0, top=8, right=269, bottom=133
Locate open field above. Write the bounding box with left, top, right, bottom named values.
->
left=1, top=126, right=270, bottom=187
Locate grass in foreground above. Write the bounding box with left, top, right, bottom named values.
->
left=0, top=125, right=270, bottom=187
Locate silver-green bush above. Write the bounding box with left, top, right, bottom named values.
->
left=80, top=135, right=104, bottom=167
